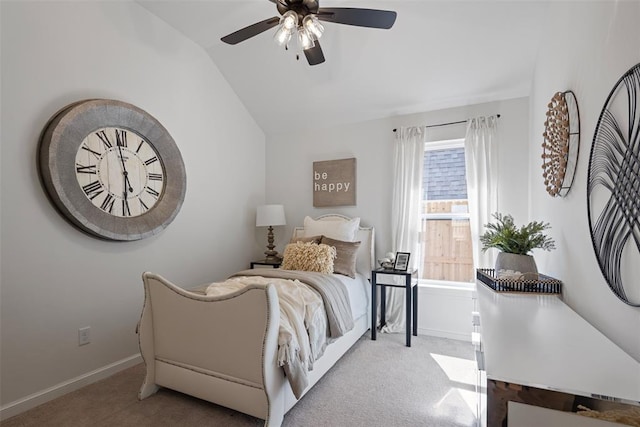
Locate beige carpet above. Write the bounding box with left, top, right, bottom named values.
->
left=2, top=334, right=477, bottom=426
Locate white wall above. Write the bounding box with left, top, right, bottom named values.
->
left=266, top=97, right=530, bottom=260
left=529, top=1, right=640, bottom=361
left=0, top=1, right=265, bottom=412
left=266, top=97, right=530, bottom=340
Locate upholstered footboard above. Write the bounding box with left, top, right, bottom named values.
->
left=137, top=272, right=285, bottom=426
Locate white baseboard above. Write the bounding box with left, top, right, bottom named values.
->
left=0, top=353, right=142, bottom=421
left=419, top=327, right=471, bottom=342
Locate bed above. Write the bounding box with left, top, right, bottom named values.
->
left=137, top=214, right=374, bottom=426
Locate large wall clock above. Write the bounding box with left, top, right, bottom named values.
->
left=38, top=99, right=186, bottom=241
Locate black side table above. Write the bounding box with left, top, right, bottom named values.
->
left=371, top=268, right=418, bottom=347
left=250, top=260, right=281, bottom=269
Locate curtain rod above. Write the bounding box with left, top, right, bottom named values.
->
left=392, top=114, right=500, bottom=132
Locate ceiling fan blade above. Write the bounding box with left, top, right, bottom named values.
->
left=304, top=42, right=325, bottom=66
left=221, top=16, right=280, bottom=45
left=317, top=8, right=397, bottom=29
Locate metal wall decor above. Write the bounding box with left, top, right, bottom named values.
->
left=541, top=90, right=580, bottom=197
left=587, top=62, right=640, bottom=306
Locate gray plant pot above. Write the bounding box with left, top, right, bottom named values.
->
left=495, top=252, right=538, bottom=276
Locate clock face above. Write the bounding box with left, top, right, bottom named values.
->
left=75, top=127, right=165, bottom=218
left=39, top=99, right=186, bottom=241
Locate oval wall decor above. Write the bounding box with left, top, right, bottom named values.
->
left=587, top=63, right=640, bottom=306
left=541, top=90, right=580, bottom=197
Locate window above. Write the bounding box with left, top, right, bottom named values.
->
left=419, top=139, right=474, bottom=285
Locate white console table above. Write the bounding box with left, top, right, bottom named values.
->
left=475, top=281, right=640, bottom=426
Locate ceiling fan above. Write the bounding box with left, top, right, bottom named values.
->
left=221, top=0, right=397, bottom=66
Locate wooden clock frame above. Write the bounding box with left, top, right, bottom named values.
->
left=38, top=99, right=187, bottom=241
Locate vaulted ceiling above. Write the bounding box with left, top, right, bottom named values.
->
left=138, top=1, right=550, bottom=135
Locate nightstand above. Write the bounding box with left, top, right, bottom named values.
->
left=250, top=260, right=281, bottom=269
left=371, top=268, right=418, bottom=347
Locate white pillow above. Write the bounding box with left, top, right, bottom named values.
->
left=303, top=216, right=360, bottom=242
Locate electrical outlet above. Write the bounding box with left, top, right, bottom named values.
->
left=78, top=327, right=91, bottom=346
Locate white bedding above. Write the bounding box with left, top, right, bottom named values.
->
left=205, top=275, right=328, bottom=371
left=341, top=272, right=370, bottom=320
left=204, top=271, right=366, bottom=399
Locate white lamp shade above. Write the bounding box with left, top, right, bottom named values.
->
left=256, top=204, right=286, bottom=227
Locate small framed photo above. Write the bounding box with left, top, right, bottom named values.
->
left=393, top=252, right=411, bottom=271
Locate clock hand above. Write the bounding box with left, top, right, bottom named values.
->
left=124, top=173, right=133, bottom=193
left=116, top=144, right=134, bottom=193
left=122, top=173, right=129, bottom=200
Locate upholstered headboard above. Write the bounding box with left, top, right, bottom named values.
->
left=291, top=214, right=375, bottom=279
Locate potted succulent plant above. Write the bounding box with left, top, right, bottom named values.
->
left=480, top=213, right=556, bottom=276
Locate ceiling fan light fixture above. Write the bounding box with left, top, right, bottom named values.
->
left=280, top=10, right=298, bottom=31
left=273, top=25, right=292, bottom=46
left=297, top=26, right=315, bottom=50
left=221, top=1, right=397, bottom=66
left=303, top=14, right=324, bottom=40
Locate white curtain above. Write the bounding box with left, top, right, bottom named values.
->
left=381, top=126, right=424, bottom=333
left=464, top=116, right=499, bottom=269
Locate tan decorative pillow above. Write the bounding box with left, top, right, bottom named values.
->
left=289, top=234, right=322, bottom=244
left=320, top=236, right=361, bottom=278
left=281, top=242, right=336, bottom=274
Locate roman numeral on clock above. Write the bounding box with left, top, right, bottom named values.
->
left=76, top=163, right=97, bottom=174
left=82, top=181, right=104, bottom=200
left=81, top=144, right=101, bottom=159
left=100, top=194, right=115, bottom=213
left=139, top=199, right=149, bottom=213
left=144, top=156, right=158, bottom=166
left=115, top=129, right=127, bottom=147
left=146, top=187, right=160, bottom=198
left=96, top=130, right=112, bottom=149
left=148, top=173, right=163, bottom=181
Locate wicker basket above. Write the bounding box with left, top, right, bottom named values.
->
left=476, top=268, right=562, bottom=294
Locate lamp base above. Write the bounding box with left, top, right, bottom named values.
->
left=263, top=226, right=282, bottom=263
left=264, top=252, right=282, bottom=263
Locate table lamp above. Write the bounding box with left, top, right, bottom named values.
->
left=256, top=204, right=286, bottom=262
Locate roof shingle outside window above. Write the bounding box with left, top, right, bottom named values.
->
left=423, top=148, right=467, bottom=200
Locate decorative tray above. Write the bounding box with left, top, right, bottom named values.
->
left=476, top=268, right=562, bottom=294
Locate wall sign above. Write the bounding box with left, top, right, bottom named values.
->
left=313, top=158, right=356, bottom=207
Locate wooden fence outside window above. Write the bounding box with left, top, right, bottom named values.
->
left=420, top=200, right=474, bottom=283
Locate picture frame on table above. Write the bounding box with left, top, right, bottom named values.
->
left=393, top=252, right=410, bottom=271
